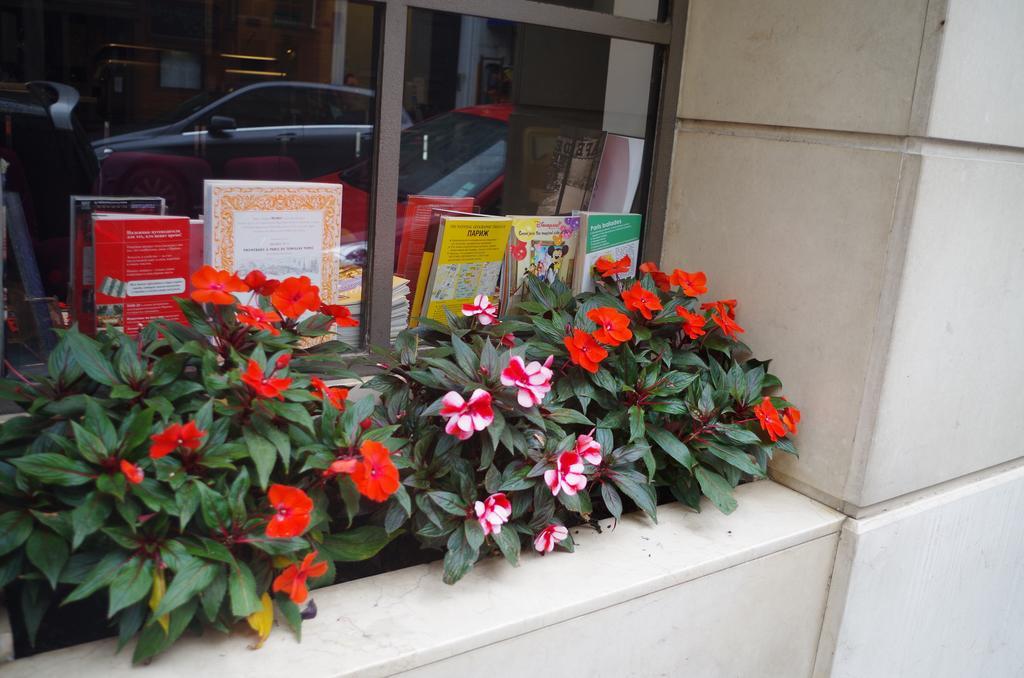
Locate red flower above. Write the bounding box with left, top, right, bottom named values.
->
left=322, top=458, right=359, bottom=478
left=190, top=266, right=247, bottom=305
left=462, top=294, right=498, bottom=326
left=586, top=307, right=632, bottom=346
left=544, top=451, right=587, bottom=496
left=271, top=276, right=321, bottom=319
left=669, top=269, right=707, bottom=297
left=499, top=356, right=553, bottom=407
left=120, top=459, right=144, bottom=484
left=754, top=397, right=787, bottom=442
left=620, top=282, right=663, bottom=320
left=310, top=376, right=349, bottom=410
left=236, top=305, right=282, bottom=336
left=320, top=304, right=359, bottom=328
left=149, top=421, right=206, bottom=459
left=676, top=307, right=707, bottom=340
left=243, top=270, right=270, bottom=295
left=474, top=493, right=512, bottom=536
left=782, top=406, right=801, bottom=435
left=594, top=254, right=631, bottom=278
left=711, top=309, right=744, bottom=339
left=574, top=433, right=602, bottom=465
left=639, top=262, right=671, bottom=292
left=701, top=299, right=738, bottom=319
left=266, top=484, right=313, bottom=538
left=533, top=524, right=569, bottom=553
left=272, top=551, right=328, bottom=604
left=440, top=389, right=495, bottom=440
left=241, top=359, right=292, bottom=400
left=352, top=440, right=400, bottom=502
left=562, top=329, right=608, bottom=373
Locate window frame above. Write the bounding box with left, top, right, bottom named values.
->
left=361, top=0, right=687, bottom=347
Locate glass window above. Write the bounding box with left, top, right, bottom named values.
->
left=205, top=86, right=301, bottom=129
left=0, top=0, right=381, bottom=377
left=533, top=0, right=665, bottom=21
left=390, top=9, right=659, bottom=329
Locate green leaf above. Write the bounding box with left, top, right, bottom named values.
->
left=228, top=561, right=263, bottom=617
left=175, top=481, right=200, bottom=530
left=108, top=557, right=154, bottom=617
left=464, top=519, right=485, bottom=551
left=646, top=425, right=696, bottom=470
left=546, top=408, right=594, bottom=426
left=69, top=426, right=107, bottom=467
left=200, top=569, right=228, bottom=621
left=449, top=333, right=478, bottom=377
left=611, top=474, right=658, bottom=523
left=132, top=598, right=198, bottom=664
left=20, top=581, right=52, bottom=646
left=83, top=397, right=118, bottom=450
left=26, top=528, right=69, bottom=589
left=442, top=528, right=478, bottom=585
left=600, top=482, right=623, bottom=520
left=428, top=490, right=468, bottom=516
left=71, top=492, right=112, bottom=549
left=154, top=558, right=220, bottom=617
left=321, top=526, right=401, bottom=562
left=63, top=552, right=129, bottom=604
left=628, top=405, right=645, bottom=442
left=119, top=408, right=155, bottom=454
left=491, top=526, right=521, bottom=566
left=276, top=596, right=303, bottom=641
left=12, top=453, right=94, bottom=486
left=64, top=329, right=121, bottom=386
left=694, top=466, right=738, bottom=514
left=703, top=440, right=765, bottom=477
left=0, top=510, right=33, bottom=556
left=243, top=428, right=277, bottom=490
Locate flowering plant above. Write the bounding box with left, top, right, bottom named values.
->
left=357, top=257, right=799, bottom=584
left=0, top=268, right=401, bottom=662
left=0, top=257, right=800, bottom=660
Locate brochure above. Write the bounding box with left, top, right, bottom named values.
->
left=396, top=195, right=475, bottom=296
left=587, top=134, right=645, bottom=213
left=92, top=214, right=192, bottom=335
left=203, top=180, right=343, bottom=307
left=501, top=215, right=581, bottom=308
left=69, top=196, right=165, bottom=331
left=572, top=212, right=642, bottom=293
left=414, top=213, right=512, bottom=325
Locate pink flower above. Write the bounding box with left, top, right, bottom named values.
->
left=462, top=294, right=498, bottom=325
left=500, top=355, right=554, bottom=407
left=544, top=451, right=587, bottom=496
left=474, top=492, right=512, bottom=536
left=533, top=524, right=569, bottom=553
left=574, top=434, right=602, bottom=465
left=440, top=389, right=494, bottom=440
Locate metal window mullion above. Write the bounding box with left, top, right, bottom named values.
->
left=365, top=1, right=409, bottom=348
left=390, top=0, right=670, bottom=44
left=641, top=0, right=687, bottom=264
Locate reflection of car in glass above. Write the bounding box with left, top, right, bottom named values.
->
left=94, top=81, right=402, bottom=215
left=335, top=103, right=512, bottom=246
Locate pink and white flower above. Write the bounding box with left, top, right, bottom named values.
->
left=440, top=389, right=494, bottom=440
left=544, top=451, right=587, bottom=496
left=574, top=434, right=602, bottom=465
left=500, top=355, right=554, bottom=407
left=462, top=294, right=498, bottom=325
left=474, top=492, right=512, bottom=536
left=533, top=524, right=569, bottom=553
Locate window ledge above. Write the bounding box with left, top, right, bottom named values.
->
left=4, top=481, right=842, bottom=676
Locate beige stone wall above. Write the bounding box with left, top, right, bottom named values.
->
left=665, top=0, right=1024, bottom=512
left=664, top=2, right=1024, bottom=674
